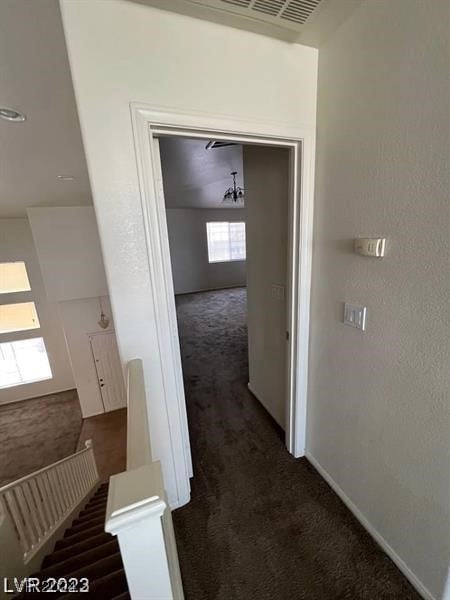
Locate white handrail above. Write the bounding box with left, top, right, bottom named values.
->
left=0, top=440, right=99, bottom=563
left=127, top=358, right=153, bottom=470
left=106, top=359, right=184, bottom=599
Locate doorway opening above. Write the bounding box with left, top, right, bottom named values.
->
left=130, top=104, right=314, bottom=507
left=157, top=135, right=291, bottom=447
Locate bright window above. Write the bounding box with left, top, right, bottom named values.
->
left=0, top=337, right=52, bottom=389
left=0, top=262, right=31, bottom=294
left=0, top=302, right=40, bottom=334
left=206, top=222, right=246, bottom=263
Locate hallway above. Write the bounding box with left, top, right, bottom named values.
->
left=172, top=288, right=418, bottom=600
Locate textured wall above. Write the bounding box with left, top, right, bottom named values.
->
left=27, top=207, right=108, bottom=301
left=60, top=0, right=317, bottom=507
left=309, top=1, right=450, bottom=598
left=245, top=146, right=289, bottom=428
left=166, top=209, right=247, bottom=295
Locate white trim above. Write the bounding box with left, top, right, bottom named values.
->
left=306, top=452, right=434, bottom=600
left=175, top=284, right=245, bottom=296
left=130, top=103, right=315, bottom=506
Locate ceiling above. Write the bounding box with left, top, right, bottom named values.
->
left=0, top=0, right=92, bottom=218
left=133, top=0, right=362, bottom=46
left=159, top=138, right=244, bottom=209
left=0, top=0, right=361, bottom=218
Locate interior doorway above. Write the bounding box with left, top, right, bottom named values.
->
left=157, top=134, right=291, bottom=438
left=129, top=104, right=314, bottom=507
left=153, top=132, right=296, bottom=455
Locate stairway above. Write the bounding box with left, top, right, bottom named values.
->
left=17, top=482, right=129, bottom=599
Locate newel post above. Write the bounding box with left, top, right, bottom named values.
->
left=105, top=463, right=183, bottom=600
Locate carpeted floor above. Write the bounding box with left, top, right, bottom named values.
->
left=0, top=389, right=82, bottom=486
left=172, top=287, right=419, bottom=600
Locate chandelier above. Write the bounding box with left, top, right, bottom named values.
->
left=223, top=171, right=244, bottom=204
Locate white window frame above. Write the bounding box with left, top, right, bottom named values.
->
left=206, top=221, right=246, bottom=264
left=0, top=261, right=53, bottom=389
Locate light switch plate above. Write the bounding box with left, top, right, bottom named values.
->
left=354, top=237, right=386, bottom=257
left=344, top=303, right=367, bottom=331
left=271, top=284, right=285, bottom=301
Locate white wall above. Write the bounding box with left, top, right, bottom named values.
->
left=244, top=146, right=289, bottom=428
left=27, top=206, right=117, bottom=417
left=166, top=209, right=246, bottom=294
left=27, top=207, right=108, bottom=301
left=160, top=138, right=244, bottom=210
left=60, top=0, right=317, bottom=507
left=58, top=296, right=113, bottom=417
left=310, top=1, right=450, bottom=598
left=0, top=219, right=74, bottom=404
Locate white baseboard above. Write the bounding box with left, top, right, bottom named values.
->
left=175, top=284, right=246, bottom=296
left=306, top=452, right=435, bottom=600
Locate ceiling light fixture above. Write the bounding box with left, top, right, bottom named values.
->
left=57, top=175, right=75, bottom=181
left=206, top=140, right=238, bottom=150
left=0, top=108, right=26, bottom=122
left=223, top=171, right=244, bottom=204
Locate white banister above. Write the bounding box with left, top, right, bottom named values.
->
left=106, top=359, right=184, bottom=599
left=0, top=440, right=99, bottom=571
left=127, top=358, right=153, bottom=469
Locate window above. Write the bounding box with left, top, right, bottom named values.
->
left=0, top=261, right=52, bottom=388
left=0, top=338, right=52, bottom=389
left=0, top=261, right=31, bottom=293
left=0, top=302, right=40, bottom=334
left=206, top=222, right=246, bottom=263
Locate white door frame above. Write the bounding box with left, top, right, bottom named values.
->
left=130, top=103, right=315, bottom=493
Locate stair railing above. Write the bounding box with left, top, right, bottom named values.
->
left=105, top=358, right=184, bottom=600
left=0, top=440, right=99, bottom=581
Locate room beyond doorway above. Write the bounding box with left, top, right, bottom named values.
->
left=158, top=134, right=292, bottom=434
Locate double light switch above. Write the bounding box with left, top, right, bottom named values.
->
left=343, top=303, right=367, bottom=331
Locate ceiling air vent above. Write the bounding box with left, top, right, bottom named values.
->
left=221, top=0, right=252, bottom=7
left=280, top=0, right=321, bottom=24
left=217, top=0, right=322, bottom=28
left=253, top=0, right=285, bottom=17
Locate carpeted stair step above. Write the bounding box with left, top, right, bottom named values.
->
left=64, top=514, right=105, bottom=536
left=64, top=552, right=123, bottom=584
left=90, top=488, right=108, bottom=499
left=14, top=555, right=123, bottom=600
left=43, top=532, right=114, bottom=567
left=55, top=523, right=105, bottom=549
left=37, top=539, right=119, bottom=578
left=59, top=568, right=128, bottom=599
left=86, top=492, right=108, bottom=502
left=73, top=507, right=106, bottom=524
left=79, top=501, right=106, bottom=517
left=85, top=492, right=108, bottom=504
left=26, top=481, right=128, bottom=599
left=77, top=504, right=107, bottom=520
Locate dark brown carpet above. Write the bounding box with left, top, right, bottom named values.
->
left=172, top=288, right=419, bottom=600
left=0, top=389, right=82, bottom=486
